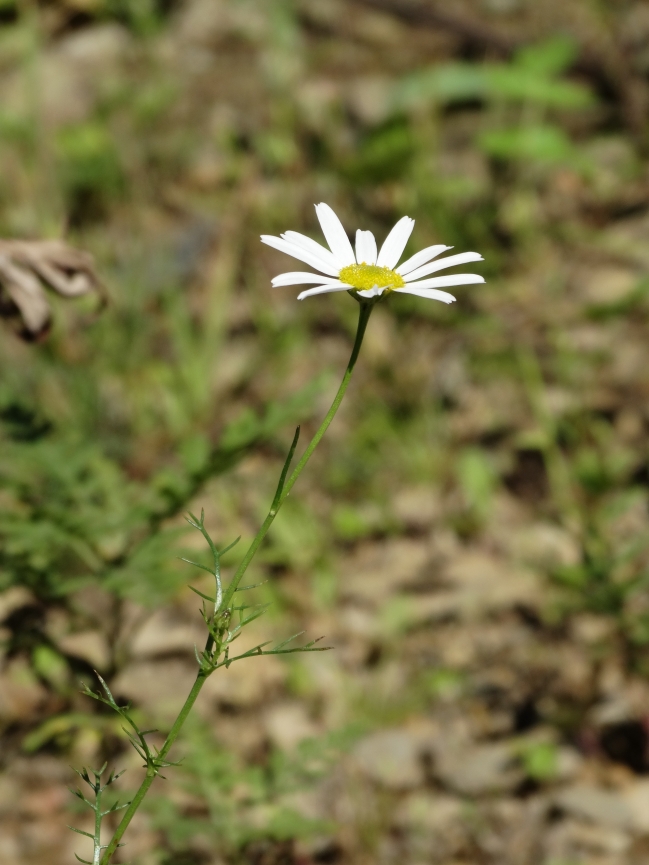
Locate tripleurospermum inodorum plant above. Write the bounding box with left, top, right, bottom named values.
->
left=70, top=204, right=484, bottom=864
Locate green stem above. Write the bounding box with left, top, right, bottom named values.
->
left=99, top=301, right=373, bottom=864
left=94, top=782, right=102, bottom=865
left=221, top=300, right=372, bottom=608
left=279, top=302, right=372, bottom=503
left=99, top=673, right=207, bottom=864
left=517, top=345, right=581, bottom=532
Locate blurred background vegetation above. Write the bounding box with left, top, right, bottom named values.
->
left=3, top=1, right=649, bottom=864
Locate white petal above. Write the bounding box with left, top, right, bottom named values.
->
left=394, top=286, right=457, bottom=304
left=396, top=244, right=452, bottom=275
left=261, top=235, right=339, bottom=276
left=403, top=251, right=484, bottom=282
left=357, top=285, right=385, bottom=298
left=315, top=203, right=356, bottom=265
left=355, top=230, right=378, bottom=265
left=402, top=274, right=485, bottom=289
left=281, top=231, right=340, bottom=272
left=272, top=272, right=343, bottom=287
left=297, top=281, right=350, bottom=300
left=376, top=216, right=414, bottom=269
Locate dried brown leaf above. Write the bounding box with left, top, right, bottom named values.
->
left=0, top=239, right=105, bottom=339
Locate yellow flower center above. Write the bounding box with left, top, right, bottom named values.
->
left=339, top=263, right=405, bottom=292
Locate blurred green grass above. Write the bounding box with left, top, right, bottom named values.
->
left=2, top=0, right=649, bottom=860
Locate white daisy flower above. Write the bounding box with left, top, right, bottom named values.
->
left=261, top=203, right=485, bottom=303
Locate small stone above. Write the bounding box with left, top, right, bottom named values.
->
left=508, top=522, right=581, bottom=571
left=0, top=587, right=36, bottom=623
left=622, top=779, right=649, bottom=834
left=544, top=818, right=632, bottom=860
left=340, top=538, right=431, bottom=604
left=339, top=604, right=379, bottom=639
left=579, top=267, right=639, bottom=306
left=69, top=585, right=115, bottom=622
left=394, top=792, right=467, bottom=860
left=264, top=702, right=319, bottom=751
left=346, top=76, right=392, bottom=126
left=598, top=659, right=627, bottom=698
left=392, top=486, right=440, bottom=531
left=394, top=791, right=464, bottom=832
left=57, top=630, right=111, bottom=671
left=110, top=658, right=197, bottom=723
left=176, top=0, right=229, bottom=47
left=0, top=774, right=18, bottom=815
left=0, top=831, right=21, bottom=863
left=37, top=25, right=131, bottom=127
left=616, top=408, right=644, bottom=442
left=602, top=211, right=649, bottom=268
left=434, top=741, right=523, bottom=796
left=552, top=645, right=594, bottom=700
left=202, top=651, right=286, bottom=709
left=555, top=746, right=584, bottom=782
left=353, top=728, right=425, bottom=790
left=440, top=552, right=542, bottom=619
left=130, top=608, right=205, bottom=659
left=296, top=78, right=340, bottom=133
left=554, top=784, right=635, bottom=831
left=571, top=614, right=617, bottom=645
left=277, top=787, right=324, bottom=822
left=587, top=697, right=632, bottom=728
left=0, top=657, right=48, bottom=724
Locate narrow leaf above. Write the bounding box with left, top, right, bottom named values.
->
left=273, top=631, right=305, bottom=651
left=271, top=426, right=301, bottom=509
left=188, top=585, right=217, bottom=602
left=67, top=827, right=95, bottom=839
left=219, top=535, right=241, bottom=556
left=180, top=558, right=216, bottom=576
left=235, top=580, right=268, bottom=592
left=237, top=607, right=269, bottom=629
